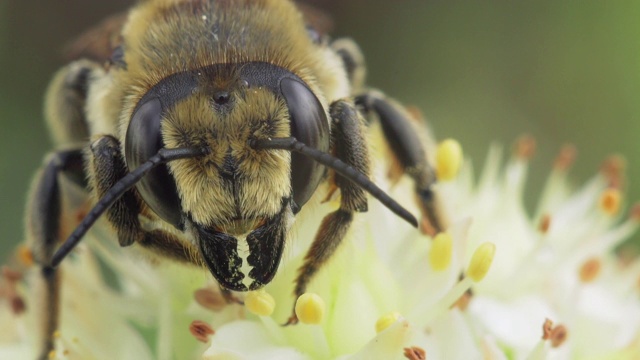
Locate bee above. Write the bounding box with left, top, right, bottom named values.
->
left=22, top=0, right=447, bottom=357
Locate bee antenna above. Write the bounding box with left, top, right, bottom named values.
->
left=250, top=137, right=419, bottom=228
left=48, top=147, right=206, bottom=269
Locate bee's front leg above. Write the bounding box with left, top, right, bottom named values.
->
left=286, top=99, right=369, bottom=325
left=356, top=92, right=449, bottom=236
left=87, top=135, right=199, bottom=264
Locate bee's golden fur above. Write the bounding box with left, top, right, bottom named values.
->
left=164, top=89, right=292, bottom=231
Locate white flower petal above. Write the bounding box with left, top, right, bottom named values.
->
left=346, top=318, right=413, bottom=360
left=203, top=321, right=310, bottom=360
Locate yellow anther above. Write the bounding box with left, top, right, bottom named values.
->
left=599, top=188, right=622, bottom=216
left=245, top=289, right=276, bottom=317
left=48, top=350, right=56, bottom=359
left=52, top=330, right=61, bottom=339
left=436, top=138, right=463, bottom=181
left=295, top=293, right=325, bottom=325
left=467, top=242, right=496, bottom=282
left=375, top=311, right=403, bottom=333
left=429, top=232, right=453, bottom=271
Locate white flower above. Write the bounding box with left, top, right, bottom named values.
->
left=2, top=137, right=640, bottom=360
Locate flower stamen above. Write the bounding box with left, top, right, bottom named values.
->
left=578, top=257, right=601, bottom=283
left=514, top=135, right=536, bottom=160
left=295, top=293, right=325, bottom=325
left=17, top=245, right=34, bottom=267
left=550, top=325, right=568, bottom=348
left=542, top=319, right=553, bottom=340
left=194, top=287, right=227, bottom=312
left=403, top=346, right=427, bottom=360
left=245, top=289, right=275, bottom=317
left=375, top=311, right=403, bottom=333
left=417, top=243, right=496, bottom=324
left=1, top=267, right=25, bottom=315
left=538, top=214, right=551, bottom=234
left=436, top=139, right=463, bottom=181
left=599, top=188, right=622, bottom=216
left=601, top=155, right=626, bottom=189
left=553, top=144, right=577, bottom=171
left=189, top=320, right=215, bottom=343
left=467, top=242, right=496, bottom=282
left=428, top=232, right=453, bottom=271
left=540, top=319, right=568, bottom=348
left=452, top=289, right=473, bottom=311
left=630, top=203, right=640, bottom=222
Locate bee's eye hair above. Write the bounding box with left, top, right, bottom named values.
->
left=250, top=137, right=418, bottom=228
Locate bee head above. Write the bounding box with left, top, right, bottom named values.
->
left=122, top=62, right=334, bottom=290
left=125, top=62, right=329, bottom=235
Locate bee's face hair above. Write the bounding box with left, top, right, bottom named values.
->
left=164, top=86, right=292, bottom=231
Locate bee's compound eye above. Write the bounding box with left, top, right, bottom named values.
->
left=280, top=78, right=330, bottom=210
left=125, top=98, right=184, bottom=229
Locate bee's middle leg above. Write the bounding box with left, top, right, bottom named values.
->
left=25, top=59, right=100, bottom=360
left=356, top=92, right=448, bottom=235
left=27, top=149, right=86, bottom=359
left=287, top=99, right=369, bottom=324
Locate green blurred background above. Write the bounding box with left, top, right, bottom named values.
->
left=2, top=1, right=640, bottom=261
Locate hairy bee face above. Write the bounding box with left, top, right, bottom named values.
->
left=124, top=62, right=330, bottom=290
left=165, top=87, right=292, bottom=232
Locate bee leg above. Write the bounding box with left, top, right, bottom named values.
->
left=88, top=135, right=198, bottom=263
left=356, top=92, right=447, bottom=236
left=88, top=135, right=144, bottom=247
left=26, top=149, right=85, bottom=359
left=24, top=59, right=104, bottom=359
left=45, top=60, right=102, bottom=147
left=286, top=99, right=369, bottom=325
left=331, top=38, right=367, bottom=92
